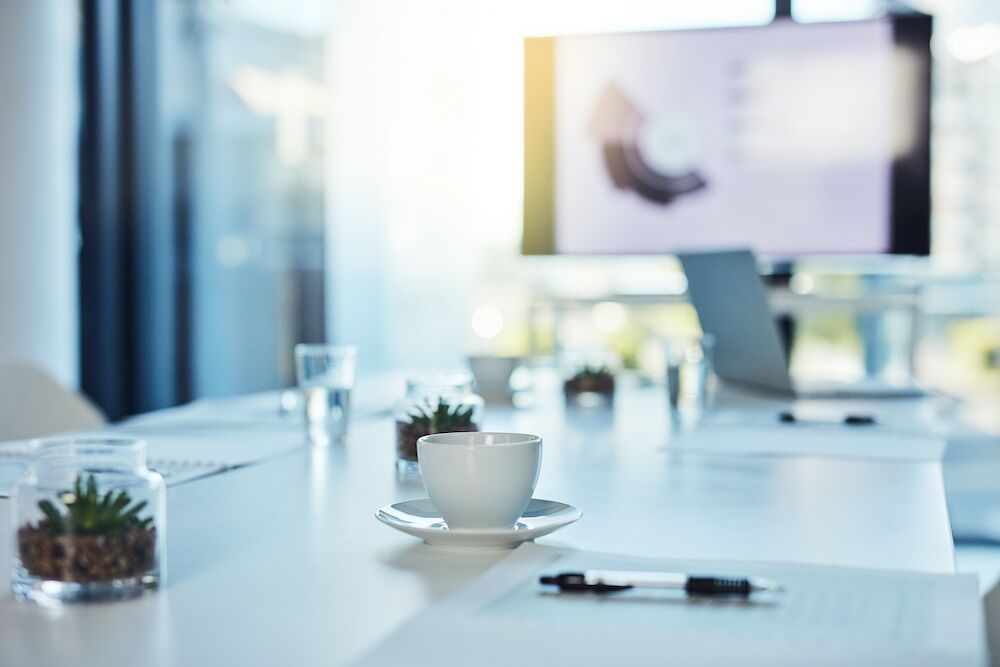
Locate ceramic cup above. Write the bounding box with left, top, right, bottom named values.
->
left=417, top=432, right=542, bottom=530
left=467, top=355, right=521, bottom=402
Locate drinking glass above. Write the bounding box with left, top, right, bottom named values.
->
left=294, top=344, right=358, bottom=446
left=664, top=334, right=715, bottom=428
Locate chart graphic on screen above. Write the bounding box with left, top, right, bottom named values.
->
left=523, top=16, right=931, bottom=257
left=590, top=83, right=708, bottom=206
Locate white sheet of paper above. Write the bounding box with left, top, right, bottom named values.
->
left=120, top=392, right=303, bottom=431
left=358, top=543, right=983, bottom=666
left=669, top=425, right=945, bottom=462
left=0, top=427, right=305, bottom=494
left=122, top=373, right=401, bottom=431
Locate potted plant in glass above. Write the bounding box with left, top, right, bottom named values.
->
left=561, top=347, right=619, bottom=408
left=12, top=437, right=165, bottom=605
left=394, top=373, right=483, bottom=476
left=17, top=474, right=157, bottom=585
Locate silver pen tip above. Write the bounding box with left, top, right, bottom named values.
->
left=750, top=578, right=785, bottom=593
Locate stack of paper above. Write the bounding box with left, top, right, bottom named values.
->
left=123, top=373, right=401, bottom=431
left=670, top=425, right=945, bottom=462
left=359, top=543, right=984, bottom=666
left=0, top=426, right=306, bottom=495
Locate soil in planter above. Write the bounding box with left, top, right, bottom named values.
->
left=17, top=521, right=157, bottom=583
left=563, top=371, right=615, bottom=399
left=395, top=421, right=480, bottom=462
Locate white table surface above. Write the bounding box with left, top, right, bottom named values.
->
left=0, top=381, right=961, bottom=666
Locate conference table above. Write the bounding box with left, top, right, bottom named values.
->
left=0, top=375, right=977, bottom=665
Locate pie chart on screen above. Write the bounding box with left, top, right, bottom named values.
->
left=589, top=82, right=708, bottom=205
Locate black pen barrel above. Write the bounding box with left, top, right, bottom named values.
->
left=685, top=577, right=752, bottom=596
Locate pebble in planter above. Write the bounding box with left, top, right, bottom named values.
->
left=396, top=399, right=480, bottom=474
left=13, top=437, right=165, bottom=607
left=17, top=474, right=157, bottom=585
left=394, top=373, right=484, bottom=477
left=563, top=365, right=616, bottom=407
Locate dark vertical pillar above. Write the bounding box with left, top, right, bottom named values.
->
left=122, top=0, right=177, bottom=411
left=173, top=130, right=194, bottom=405
left=79, top=0, right=131, bottom=419
left=79, top=0, right=177, bottom=419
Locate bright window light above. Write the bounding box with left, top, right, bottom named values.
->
left=471, top=305, right=505, bottom=339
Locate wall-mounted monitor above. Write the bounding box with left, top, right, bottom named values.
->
left=523, top=15, right=932, bottom=257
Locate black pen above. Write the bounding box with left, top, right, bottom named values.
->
left=778, top=411, right=877, bottom=426
left=539, top=570, right=784, bottom=597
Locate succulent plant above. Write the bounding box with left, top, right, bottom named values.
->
left=407, top=398, right=476, bottom=431
left=37, top=474, right=153, bottom=538
left=573, top=365, right=614, bottom=380
left=565, top=365, right=616, bottom=397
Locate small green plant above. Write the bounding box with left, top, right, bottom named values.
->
left=396, top=398, right=479, bottom=464
left=573, top=366, right=613, bottom=380
left=407, top=398, right=476, bottom=431
left=37, top=474, right=152, bottom=537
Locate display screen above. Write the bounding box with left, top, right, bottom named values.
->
left=523, top=17, right=931, bottom=256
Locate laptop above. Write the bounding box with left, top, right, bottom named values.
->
left=678, top=249, right=923, bottom=399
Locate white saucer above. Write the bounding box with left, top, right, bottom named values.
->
left=375, top=498, right=582, bottom=549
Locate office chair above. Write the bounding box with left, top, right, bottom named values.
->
left=0, top=361, right=105, bottom=441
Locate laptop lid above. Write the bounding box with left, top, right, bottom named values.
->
left=678, top=249, right=794, bottom=395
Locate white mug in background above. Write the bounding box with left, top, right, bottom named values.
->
left=417, top=432, right=542, bottom=529
left=467, top=355, right=521, bottom=402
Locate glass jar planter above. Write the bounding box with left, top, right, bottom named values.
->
left=562, top=347, right=620, bottom=408
left=394, top=373, right=484, bottom=477
left=11, top=437, right=166, bottom=605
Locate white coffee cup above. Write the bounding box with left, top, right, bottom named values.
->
left=417, top=432, right=542, bottom=530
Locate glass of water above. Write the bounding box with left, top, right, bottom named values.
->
left=663, top=334, right=715, bottom=429
left=294, top=344, right=358, bottom=446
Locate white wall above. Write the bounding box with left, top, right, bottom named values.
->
left=0, top=0, right=79, bottom=387
left=325, top=0, right=478, bottom=372
left=323, top=1, right=774, bottom=371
